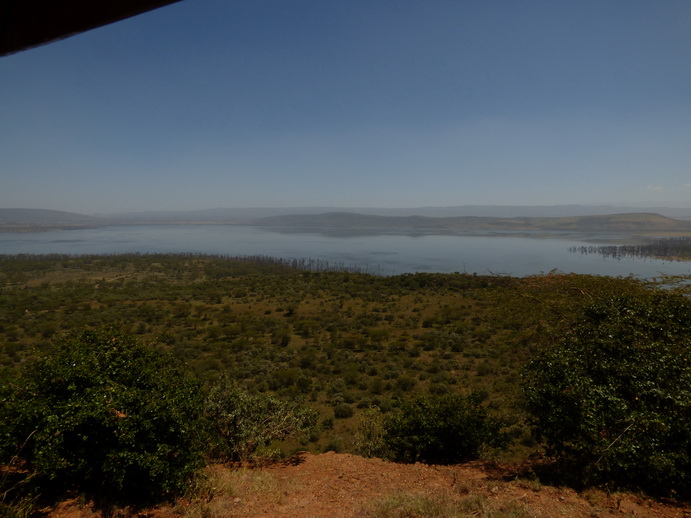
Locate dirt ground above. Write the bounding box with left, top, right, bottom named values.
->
left=48, top=452, right=691, bottom=518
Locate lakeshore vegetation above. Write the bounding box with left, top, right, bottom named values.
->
left=1, top=253, right=691, bottom=510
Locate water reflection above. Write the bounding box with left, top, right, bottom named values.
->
left=1, top=225, right=690, bottom=278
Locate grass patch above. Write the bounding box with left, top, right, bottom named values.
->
left=178, top=465, right=288, bottom=518
left=363, top=491, right=533, bottom=518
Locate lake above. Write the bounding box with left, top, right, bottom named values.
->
left=1, top=224, right=690, bottom=278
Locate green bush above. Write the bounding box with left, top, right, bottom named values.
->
left=522, top=293, right=691, bottom=496
left=0, top=328, right=205, bottom=504
left=382, top=393, right=506, bottom=464
left=204, top=377, right=318, bottom=462
left=333, top=403, right=354, bottom=419
left=354, top=407, right=387, bottom=458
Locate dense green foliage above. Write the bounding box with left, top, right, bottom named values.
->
left=0, top=254, right=661, bottom=455
left=2, top=253, right=691, bottom=504
left=0, top=328, right=205, bottom=504
left=380, top=393, right=507, bottom=464
left=205, top=377, right=318, bottom=462
left=0, top=324, right=324, bottom=510
left=523, top=293, right=691, bottom=496
left=0, top=255, right=649, bottom=433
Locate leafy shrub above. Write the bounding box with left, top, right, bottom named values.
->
left=0, top=328, right=205, bottom=504
left=354, top=407, right=387, bottom=458
left=395, top=375, right=417, bottom=392
left=522, top=293, right=691, bottom=496
left=333, top=403, right=354, bottom=419
left=322, top=436, right=344, bottom=453
left=204, top=377, right=318, bottom=462
left=321, top=416, right=334, bottom=430
left=381, top=393, right=506, bottom=464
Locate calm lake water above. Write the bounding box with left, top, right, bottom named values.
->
left=1, top=225, right=691, bottom=278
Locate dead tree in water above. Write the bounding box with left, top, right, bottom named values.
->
left=569, top=237, right=691, bottom=261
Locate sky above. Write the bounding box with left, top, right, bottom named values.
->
left=1, top=0, right=691, bottom=214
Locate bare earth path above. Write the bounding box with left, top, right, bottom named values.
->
left=50, top=452, right=691, bottom=518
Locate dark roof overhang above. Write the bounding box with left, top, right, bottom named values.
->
left=1, top=0, right=183, bottom=57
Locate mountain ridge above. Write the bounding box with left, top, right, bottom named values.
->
left=251, top=211, right=691, bottom=233
left=2, top=207, right=691, bottom=234
left=0, top=208, right=103, bottom=230
left=101, top=204, right=691, bottom=221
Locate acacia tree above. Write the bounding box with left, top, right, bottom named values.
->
left=522, top=293, right=691, bottom=496
left=0, top=328, right=206, bottom=504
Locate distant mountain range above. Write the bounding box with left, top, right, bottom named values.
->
left=100, top=204, right=691, bottom=221
left=251, top=212, right=691, bottom=234
left=2, top=206, right=691, bottom=234
left=0, top=209, right=102, bottom=230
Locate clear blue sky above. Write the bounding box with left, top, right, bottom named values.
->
left=2, top=0, right=691, bottom=214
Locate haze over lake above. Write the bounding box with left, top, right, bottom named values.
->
left=2, top=225, right=690, bottom=279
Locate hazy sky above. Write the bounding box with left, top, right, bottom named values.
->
left=2, top=0, right=691, bottom=214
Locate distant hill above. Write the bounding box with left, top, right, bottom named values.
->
left=100, top=207, right=304, bottom=223
left=102, top=205, right=691, bottom=221
left=0, top=209, right=102, bottom=231
left=251, top=212, right=691, bottom=234
left=3, top=207, right=691, bottom=234
left=372, top=205, right=691, bottom=220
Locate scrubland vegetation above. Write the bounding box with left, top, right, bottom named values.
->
left=1, top=253, right=690, bottom=514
